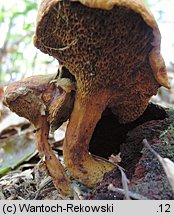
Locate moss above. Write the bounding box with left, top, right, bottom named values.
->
left=158, top=109, right=174, bottom=160
left=130, top=108, right=174, bottom=199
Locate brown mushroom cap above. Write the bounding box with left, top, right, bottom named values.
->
left=34, top=0, right=169, bottom=90
left=34, top=0, right=169, bottom=124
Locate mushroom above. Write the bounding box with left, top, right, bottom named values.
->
left=3, top=68, right=75, bottom=196
left=4, top=0, right=170, bottom=195
left=33, top=0, right=170, bottom=187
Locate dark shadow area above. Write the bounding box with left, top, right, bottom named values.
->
left=89, top=103, right=167, bottom=158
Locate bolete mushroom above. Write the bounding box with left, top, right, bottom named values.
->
left=3, top=68, right=75, bottom=196
left=33, top=0, right=169, bottom=187
left=4, top=0, right=170, bottom=196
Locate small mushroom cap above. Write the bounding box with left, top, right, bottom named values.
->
left=3, top=73, right=75, bottom=129
left=3, top=74, right=55, bottom=123
left=34, top=0, right=169, bottom=89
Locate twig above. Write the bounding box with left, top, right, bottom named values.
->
left=142, top=139, right=159, bottom=157
left=119, top=167, right=130, bottom=200
left=34, top=176, right=53, bottom=199
left=108, top=184, right=149, bottom=200
left=72, top=185, right=84, bottom=200
left=143, top=139, right=174, bottom=193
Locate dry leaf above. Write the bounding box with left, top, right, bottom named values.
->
left=119, top=167, right=130, bottom=200
left=109, top=153, right=121, bottom=164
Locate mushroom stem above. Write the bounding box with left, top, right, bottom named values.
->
left=34, top=115, right=72, bottom=196
left=3, top=74, right=73, bottom=197
left=63, top=92, right=115, bottom=187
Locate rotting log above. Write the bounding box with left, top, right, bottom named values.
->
left=88, top=103, right=174, bottom=200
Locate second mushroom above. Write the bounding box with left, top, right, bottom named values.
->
left=4, top=0, right=170, bottom=196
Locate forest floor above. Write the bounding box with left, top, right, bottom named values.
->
left=0, top=70, right=174, bottom=200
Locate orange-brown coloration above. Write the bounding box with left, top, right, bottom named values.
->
left=5, top=0, right=170, bottom=192
left=3, top=73, right=75, bottom=196
left=34, top=1, right=167, bottom=122
left=33, top=0, right=169, bottom=188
